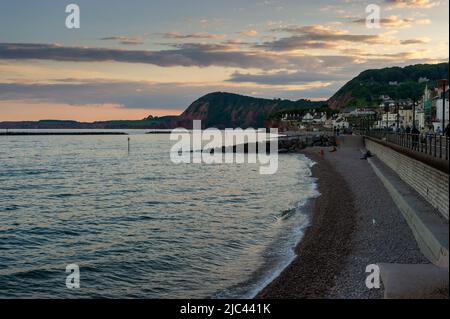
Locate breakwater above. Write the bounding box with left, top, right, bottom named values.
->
left=278, top=134, right=335, bottom=153
left=202, top=134, right=335, bottom=154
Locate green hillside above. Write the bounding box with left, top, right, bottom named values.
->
left=327, top=63, right=449, bottom=109
left=179, top=92, right=323, bottom=128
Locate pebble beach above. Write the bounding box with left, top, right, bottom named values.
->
left=257, top=135, right=429, bottom=299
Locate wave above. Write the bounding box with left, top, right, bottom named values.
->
left=214, top=155, right=320, bottom=299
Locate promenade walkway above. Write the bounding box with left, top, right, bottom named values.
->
left=258, top=135, right=447, bottom=299
left=320, top=136, right=433, bottom=298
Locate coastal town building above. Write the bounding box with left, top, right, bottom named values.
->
left=378, top=113, right=399, bottom=129
left=433, top=89, right=449, bottom=131
left=399, top=108, right=414, bottom=127
left=302, top=112, right=314, bottom=123
left=278, top=82, right=448, bottom=133
left=312, top=113, right=327, bottom=125
left=332, top=116, right=349, bottom=129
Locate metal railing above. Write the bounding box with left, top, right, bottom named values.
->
left=364, top=130, right=450, bottom=161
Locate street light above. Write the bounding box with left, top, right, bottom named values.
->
left=396, top=102, right=400, bottom=131
left=384, top=103, right=389, bottom=131
left=437, top=79, right=448, bottom=133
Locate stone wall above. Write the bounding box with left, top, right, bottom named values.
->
left=365, top=139, right=449, bottom=220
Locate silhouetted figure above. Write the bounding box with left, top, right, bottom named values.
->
left=411, top=126, right=420, bottom=150
left=445, top=124, right=450, bottom=138
left=360, top=151, right=372, bottom=160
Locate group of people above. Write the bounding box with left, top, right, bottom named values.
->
left=398, top=123, right=450, bottom=138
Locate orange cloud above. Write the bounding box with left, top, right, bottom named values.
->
left=385, top=0, right=441, bottom=9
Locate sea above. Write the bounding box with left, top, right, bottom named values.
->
left=0, top=130, right=318, bottom=298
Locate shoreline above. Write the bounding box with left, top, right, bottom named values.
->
left=256, top=135, right=431, bottom=299
left=244, top=197, right=317, bottom=299
left=256, top=149, right=357, bottom=298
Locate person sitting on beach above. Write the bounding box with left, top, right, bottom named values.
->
left=360, top=151, right=372, bottom=160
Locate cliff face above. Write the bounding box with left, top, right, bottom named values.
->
left=327, top=62, right=449, bottom=109
left=178, top=92, right=322, bottom=128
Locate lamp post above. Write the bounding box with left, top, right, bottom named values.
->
left=437, top=79, right=448, bottom=134
left=412, top=99, right=416, bottom=130
left=396, top=102, right=400, bottom=132
left=385, top=104, right=390, bottom=132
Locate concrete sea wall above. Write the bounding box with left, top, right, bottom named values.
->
left=365, top=138, right=449, bottom=220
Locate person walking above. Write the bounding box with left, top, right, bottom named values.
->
left=427, top=126, right=435, bottom=140
left=445, top=123, right=450, bottom=138
left=411, top=126, right=420, bottom=150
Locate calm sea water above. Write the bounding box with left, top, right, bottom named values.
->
left=0, top=131, right=318, bottom=298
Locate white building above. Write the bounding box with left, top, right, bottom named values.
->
left=434, top=90, right=449, bottom=131
left=415, top=108, right=426, bottom=130
left=349, top=108, right=377, bottom=117
left=399, top=108, right=414, bottom=127
left=333, top=116, right=349, bottom=129
left=312, top=113, right=327, bottom=124
left=302, top=112, right=314, bottom=123
left=377, top=113, right=399, bottom=128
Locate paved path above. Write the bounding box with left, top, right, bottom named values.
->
left=323, top=135, right=428, bottom=298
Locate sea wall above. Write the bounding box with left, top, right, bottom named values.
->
left=365, top=138, right=449, bottom=220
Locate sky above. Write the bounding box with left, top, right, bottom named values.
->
left=0, top=0, right=448, bottom=121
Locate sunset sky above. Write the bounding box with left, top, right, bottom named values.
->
left=0, top=0, right=448, bottom=121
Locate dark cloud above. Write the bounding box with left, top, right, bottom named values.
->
left=260, top=25, right=386, bottom=51
left=162, top=32, right=225, bottom=39
left=256, top=36, right=338, bottom=51
left=0, top=78, right=339, bottom=108
left=0, top=80, right=189, bottom=109
left=400, top=38, right=429, bottom=45
left=100, top=36, right=145, bottom=45
left=227, top=71, right=347, bottom=85
left=0, top=42, right=361, bottom=72
left=0, top=42, right=283, bottom=70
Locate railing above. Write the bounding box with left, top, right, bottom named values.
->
left=364, top=130, right=450, bottom=162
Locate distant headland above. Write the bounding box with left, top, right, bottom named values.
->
left=1, top=63, right=447, bottom=130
